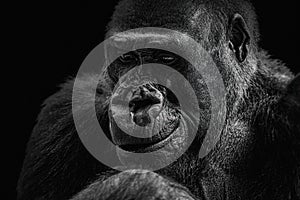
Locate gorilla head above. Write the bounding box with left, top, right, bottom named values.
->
left=18, top=0, right=300, bottom=199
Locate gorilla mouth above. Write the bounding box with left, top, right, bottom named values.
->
left=118, top=118, right=180, bottom=152
left=109, top=83, right=181, bottom=153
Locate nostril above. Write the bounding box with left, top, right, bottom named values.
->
left=129, top=97, right=160, bottom=113
left=128, top=91, right=162, bottom=128
left=129, top=97, right=161, bottom=127
left=133, top=112, right=151, bottom=127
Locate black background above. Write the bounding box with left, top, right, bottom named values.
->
left=10, top=0, right=299, bottom=198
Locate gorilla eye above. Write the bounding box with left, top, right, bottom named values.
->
left=119, top=53, right=137, bottom=64
left=158, top=54, right=177, bottom=65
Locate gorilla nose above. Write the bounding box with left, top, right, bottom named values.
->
left=109, top=83, right=181, bottom=152
left=129, top=86, right=162, bottom=127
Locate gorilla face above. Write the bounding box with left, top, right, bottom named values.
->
left=100, top=42, right=211, bottom=167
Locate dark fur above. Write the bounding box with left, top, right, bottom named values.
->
left=18, top=0, right=300, bottom=199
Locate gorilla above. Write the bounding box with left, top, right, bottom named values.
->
left=17, top=0, right=300, bottom=199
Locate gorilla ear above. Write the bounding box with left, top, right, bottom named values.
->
left=229, top=14, right=250, bottom=62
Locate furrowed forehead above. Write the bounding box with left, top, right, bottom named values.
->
left=107, top=30, right=193, bottom=50
left=111, top=32, right=171, bottom=42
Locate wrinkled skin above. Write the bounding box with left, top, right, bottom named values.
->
left=18, top=0, right=300, bottom=200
